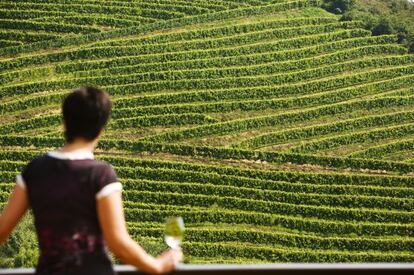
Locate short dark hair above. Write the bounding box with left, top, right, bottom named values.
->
left=63, top=86, right=112, bottom=143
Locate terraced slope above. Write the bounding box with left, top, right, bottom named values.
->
left=0, top=0, right=413, bottom=265
left=0, top=0, right=286, bottom=48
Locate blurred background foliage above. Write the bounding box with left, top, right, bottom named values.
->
left=0, top=213, right=38, bottom=268
left=323, top=0, right=414, bottom=52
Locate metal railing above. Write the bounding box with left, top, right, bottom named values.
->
left=1, top=263, right=414, bottom=274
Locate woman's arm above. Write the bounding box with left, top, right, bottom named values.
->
left=0, top=185, right=29, bottom=245
left=97, top=191, right=182, bottom=274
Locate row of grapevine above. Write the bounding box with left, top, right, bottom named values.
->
left=235, top=108, right=414, bottom=149
left=1, top=158, right=411, bottom=212
left=350, top=139, right=414, bottom=159
left=124, top=208, right=414, bottom=237
left=0, top=29, right=374, bottom=85
left=0, top=0, right=321, bottom=56
left=1, top=135, right=413, bottom=174
left=144, top=95, right=414, bottom=143
left=289, top=123, right=414, bottom=154
left=55, top=29, right=373, bottom=74
left=1, top=0, right=282, bottom=47
left=3, top=60, right=413, bottom=101
left=0, top=21, right=365, bottom=73
left=1, top=149, right=413, bottom=190
left=128, top=226, right=414, bottom=252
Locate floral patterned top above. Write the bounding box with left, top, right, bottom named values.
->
left=17, top=150, right=122, bottom=275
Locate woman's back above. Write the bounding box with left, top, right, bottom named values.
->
left=0, top=86, right=182, bottom=275
left=20, top=150, right=120, bottom=275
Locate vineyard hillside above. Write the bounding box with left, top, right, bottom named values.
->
left=0, top=0, right=413, bottom=266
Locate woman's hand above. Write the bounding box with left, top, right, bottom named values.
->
left=98, top=191, right=184, bottom=274
left=155, top=248, right=183, bottom=273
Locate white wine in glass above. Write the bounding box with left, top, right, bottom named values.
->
left=164, top=216, right=185, bottom=249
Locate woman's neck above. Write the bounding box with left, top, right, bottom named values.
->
left=59, top=138, right=97, bottom=153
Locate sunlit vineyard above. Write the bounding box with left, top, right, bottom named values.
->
left=0, top=0, right=413, bottom=266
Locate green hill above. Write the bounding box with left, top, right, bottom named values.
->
left=0, top=0, right=413, bottom=267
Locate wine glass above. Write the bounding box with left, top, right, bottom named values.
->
left=164, top=216, right=185, bottom=250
